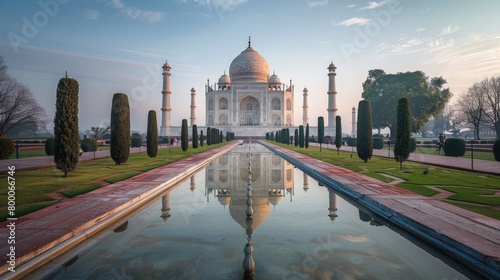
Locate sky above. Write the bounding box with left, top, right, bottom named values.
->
left=1, top=0, right=499, bottom=134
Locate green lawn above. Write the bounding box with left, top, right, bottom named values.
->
left=9, top=145, right=112, bottom=159
left=270, top=141, right=500, bottom=219
left=0, top=142, right=229, bottom=221
left=380, top=146, right=495, bottom=161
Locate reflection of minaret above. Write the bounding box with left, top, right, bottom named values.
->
left=302, top=87, right=308, bottom=126
left=327, top=61, right=337, bottom=136
left=328, top=189, right=338, bottom=222
left=243, top=145, right=255, bottom=278
left=160, top=193, right=171, bottom=223
left=190, top=87, right=196, bottom=127
left=303, top=173, right=309, bottom=192
left=190, top=176, right=196, bottom=192
left=351, top=106, right=356, bottom=137
left=160, top=61, right=172, bottom=136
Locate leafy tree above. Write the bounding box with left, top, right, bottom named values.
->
left=318, top=117, right=324, bottom=151
left=493, top=140, right=500, bottom=161
left=0, top=56, right=47, bottom=136
left=147, top=110, right=158, bottom=157
left=299, top=125, right=304, bottom=148
left=335, top=116, right=342, bottom=155
left=110, top=93, right=130, bottom=165
left=131, top=136, right=142, bottom=147
left=181, top=119, right=188, bottom=151
left=54, top=74, right=80, bottom=176
left=394, top=97, right=411, bottom=170
left=192, top=125, right=198, bottom=148
left=132, top=132, right=141, bottom=138
left=305, top=124, right=309, bottom=148
left=0, top=137, right=15, bottom=159
left=481, top=76, right=500, bottom=140
left=362, top=70, right=452, bottom=137
left=356, top=100, right=373, bottom=162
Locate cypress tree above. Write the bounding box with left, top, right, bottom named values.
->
left=200, top=130, right=204, bottom=147
left=318, top=117, right=324, bottom=151
left=270, top=131, right=274, bottom=141
left=192, top=124, right=198, bottom=148
left=147, top=110, right=158, bottom=157
left=207, top=127, right=211, bottom=145
left=54, top=74, right=79, bottom=177
left=220, top=130, right=223, bottom=142
left=305, top=123, right=310, bottom=148
left=394, top=97, right=411, bottom=170
left=294, top=129, right=298, bottom=147
left=110, top=93, right=130, bottom=165
left=299, top=125, right=304, bottom=148
left=181, top=119, right=188, bottom=151
left=335, top=116, right=342, bottom=155
left=287, top=128, right=290, bottom=145
left=356, top=100, right=373, bottom=163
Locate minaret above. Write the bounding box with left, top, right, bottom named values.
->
left=302, top=87, right=309, bottom=126
left=351, top=106, right=357, bottom=137
left=190, top=87, right=196, bottom=127
left=327, top=61, right=338, bottom=136
left=160, top=61, right=172, bottom=136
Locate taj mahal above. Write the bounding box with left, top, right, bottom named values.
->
left=159, top=37, right=352, bottom=138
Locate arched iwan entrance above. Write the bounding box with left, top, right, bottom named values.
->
left=239, top=96, right=260, bottom=125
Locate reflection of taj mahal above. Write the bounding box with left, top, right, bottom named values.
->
left=205, top=143, right=294, bottom=229
left=205, top=38, right=294, bottom=127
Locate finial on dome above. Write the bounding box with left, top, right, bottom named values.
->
left=248, top=36, right=251, bottom=47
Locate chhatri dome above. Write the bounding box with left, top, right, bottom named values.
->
left=229, top=37, right=270, bottom=83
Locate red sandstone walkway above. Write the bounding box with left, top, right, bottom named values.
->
left=262, top=141, right=500, bottom=279
left=0, top=142, right=239, bottom=279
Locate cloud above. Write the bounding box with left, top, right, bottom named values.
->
left=359, top=0, right=390, bottom=10
left=346, top=4, right=356, bottom=8
left=440, top=24, right=460, bottom=36
left=337, top=17, right=372, bottom=26
left=193, top=0, right=248, bottom=12
left=306, top=0, right=329, bottom=8
left=84, top=9, right=100, bottom=20
left=415, top=27, right=425, bottom=32
left=106, top=0, right=165, bottom=23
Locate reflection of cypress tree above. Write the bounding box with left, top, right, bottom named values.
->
left=181, top=119, right=188, bottom=151
left=147, top=110, right=158, bottom=157
left=356, top=100, right=373, bottom=162
left=192, top=124, right=198, bottom=148
left=54, top=74, right=79, bottom=176
left=110, top=93, right=130, bottom=165
left=359, top=210, right=371, bottom=222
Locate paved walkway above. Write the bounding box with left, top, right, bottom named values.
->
left=0, top=142, right=240, bottom=279
left=309, top=143, right=500, bottom=175
left=262, top=141, right=500, bottom=279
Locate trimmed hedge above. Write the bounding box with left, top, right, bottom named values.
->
left=45, top=138, right=55, bottom=156
left=443, top=138, right=466, bottom=157
left=0, top=137, right=15, bottom=159
left=494, top=140, right=500, bottom=162
left=347, top=137, right=357, bottom=147
left=131, top=136, right=142, bottom=148
left=410, top=138, right=417, bottom=153
left=373, top=137, right=384, bottom=149
left=81, top=138, right=98, bottom=152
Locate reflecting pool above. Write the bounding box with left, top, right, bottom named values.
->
left=47, top=143, right=482, bottom=279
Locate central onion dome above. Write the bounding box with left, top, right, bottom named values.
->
left=229, top=39, right=270, bottom=83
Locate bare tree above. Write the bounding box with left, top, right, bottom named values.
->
left=0, top=76, right=47, bottom=137
left=456, top=83, right=486, bottom=140
left=481, top=76, right=500, bottom=140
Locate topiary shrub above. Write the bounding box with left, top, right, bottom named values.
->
left=493, top=140, right=500, bottom=162
left=373, top=137, right=384, bottom=149
left=443, top=138, right=466, bottom=157
left=410, top=138, right=417, bottom=153
left=45, top=138, right=55, bottom=156
left=0, top=137, right=15, bottom=159
left=347, top=137, right=357, bottom=147
left=81, top=138, right=98, bottom=152
left=131, top=136, right=142, bottom=148
left=110, top=93, right=130, bottom=165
